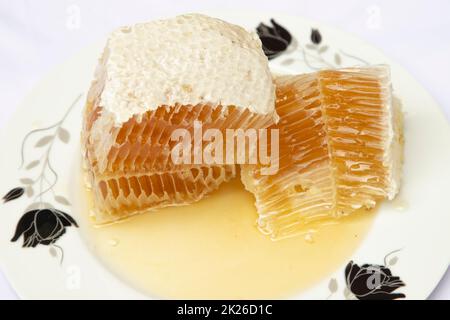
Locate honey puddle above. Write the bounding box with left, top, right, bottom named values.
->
left=78, top=177, right=376, bottom=299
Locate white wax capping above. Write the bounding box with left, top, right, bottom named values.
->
left=97, top=13, right=275, bottom=124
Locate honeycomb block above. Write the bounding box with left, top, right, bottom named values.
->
left=241, top=66, right=403, bottom=240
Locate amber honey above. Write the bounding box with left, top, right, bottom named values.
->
left=77, top=176, right=376, bottom=299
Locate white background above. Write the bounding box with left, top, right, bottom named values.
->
left=0, top=0, right=449, bottom=299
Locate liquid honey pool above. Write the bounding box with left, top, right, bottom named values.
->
left=78, top=177, right=376, bottom=299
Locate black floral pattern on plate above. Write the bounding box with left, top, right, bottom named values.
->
left=310, top=29, right=322, bottom=45
left=256, top=19, right=292, bottom=60
left=327, top=249, right=406, bottom=300
left=2, top=187, right=25, bottom=203
left=11, top=208, right=78, bottom=248
left=345, top=261, right=406, bottom=300
left=256, top=18, right=370, bottom=69
left=3, top=95, right=82, bottom=263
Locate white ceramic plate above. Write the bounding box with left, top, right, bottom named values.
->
left=0, top=12, right=449, bottom=300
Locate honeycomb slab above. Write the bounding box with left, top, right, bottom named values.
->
left=241, top=66, right=403, bottom=240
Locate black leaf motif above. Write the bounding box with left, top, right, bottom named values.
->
left=256, top=19, right=292, bottom=60
left=11, top=210, right=37, bottom=242
left=11, top=208, right=78, bottom=247
left=311, top=29, right=322, bottom=45
left=3, top=187, right=25, bottom=203
left=345, top=261, right=406, bottom=300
